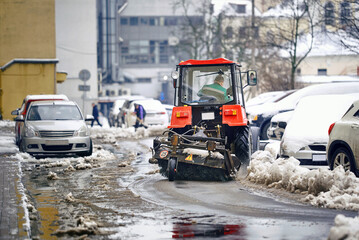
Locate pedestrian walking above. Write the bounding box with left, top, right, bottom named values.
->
left=91, top=103, right=102, bottom=127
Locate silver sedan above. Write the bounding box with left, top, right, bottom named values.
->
left=16, top=100, right=93, bottom=157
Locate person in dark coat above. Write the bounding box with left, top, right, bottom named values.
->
left=91, top=103, right=102, bottom=127
left=133, top=103, right=147, bottom=130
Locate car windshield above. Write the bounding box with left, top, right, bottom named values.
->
left=180, top=65, right=233, bottom=105
left=27, top=105, right=82, bottom=121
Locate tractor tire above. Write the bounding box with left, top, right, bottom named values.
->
left=168, top=158, right=176, bottom=181
left=234, top=127, right=251, bottom=166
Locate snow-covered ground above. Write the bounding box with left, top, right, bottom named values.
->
left=249, top=144, right=359, bottom=239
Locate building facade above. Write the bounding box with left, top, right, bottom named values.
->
left=55, top=0, right=98, bottom=116
left=0, top=0, right=65, bottom=120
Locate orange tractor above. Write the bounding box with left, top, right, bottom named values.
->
left=151, top=58, right=259, bottom=181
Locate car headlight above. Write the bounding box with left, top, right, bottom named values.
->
left=25, top=126, right=39, bottom=137
left=248, top=114, right=258, bottom=124
left=74, top=126, right=90, bottom=137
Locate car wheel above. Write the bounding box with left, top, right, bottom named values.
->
left=260, top=122, right=270, bottom=140
left=168, top=158, right=176, bottom=181
left=78, top=139, right=93, bottom=157
left=19, top=140, right=25, bottom=152
left=332, top=147, right=355, bottom=173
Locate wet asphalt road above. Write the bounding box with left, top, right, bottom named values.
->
left=1, top=123, right=358, bottom=239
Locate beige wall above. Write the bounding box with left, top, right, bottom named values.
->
left=300, top=55, right=359, bottom=76
left=0, top=0, right=58, bottom=120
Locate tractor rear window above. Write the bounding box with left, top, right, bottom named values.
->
left=180, top=65, right=233, bottom=105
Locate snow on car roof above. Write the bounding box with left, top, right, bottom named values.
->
left=247, top=82, right=359, bottom=116
left=281, top=94, right=359, bottom=155
left=24, top=94, right=69, bottom=101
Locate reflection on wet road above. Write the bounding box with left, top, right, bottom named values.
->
left=127, top=138, right=357, bottom=240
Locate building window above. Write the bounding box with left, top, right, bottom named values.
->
left=225, top=26, right=233, bottom=38
left=165, top=17, right=178, bottom=26
left=324, top=2, right=335, bottom=26
left=230, top=4, right=246, bottom=13
left=318, top=69, right=327, bottom=75
left=120, top=17, right=128, bottom=25
left=130, top=17, right=138, bottom=26
left=149, top=17, right=156, bottom=26
left=296, top=68, right=301, bottom=75
left=137, top=78, right=151, bottom=83
left=340, top=2, right=351, bottom=25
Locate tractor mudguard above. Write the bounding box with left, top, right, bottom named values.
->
left=222, top=105, right=248, bottom=126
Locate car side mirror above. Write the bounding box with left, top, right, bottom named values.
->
left=85, top=115, right=94, bottom=121
left=11, top=109, right=20, bottom=115
left=15, top=115, right=24, bottom=122
left=247, top=70, right=257, bottom=86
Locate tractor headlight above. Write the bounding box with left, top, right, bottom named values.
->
left=74, top=126, right=90, bottom=137
left=25, top=126, right=39, bottom=137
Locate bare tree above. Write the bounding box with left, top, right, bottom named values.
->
left=264, top=0, right=316, bottom=89
left=173, top=0, right=220, bottom=59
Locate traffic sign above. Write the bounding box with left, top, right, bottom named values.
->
left=79, top=85, right=90, bottom=91
left=79, top=69, right=91, bottom=81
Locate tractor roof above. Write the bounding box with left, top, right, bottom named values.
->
left=179, top=58, right=236, bottom=66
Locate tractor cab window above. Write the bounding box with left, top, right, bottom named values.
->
left=180, top=65, right=233, bottom=105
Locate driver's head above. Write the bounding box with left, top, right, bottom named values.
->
left=214, top=75, right=224, bottom=86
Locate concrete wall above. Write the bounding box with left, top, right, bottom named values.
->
left=55, top=0, right=98, bottom=116
left=0, top=0, right=57, bottom=120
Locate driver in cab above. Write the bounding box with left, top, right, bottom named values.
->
left=198, top=74, right=231, bottom=102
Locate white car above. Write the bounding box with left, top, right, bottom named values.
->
left=327, top=99, right=359, bottom=176
left=11, top=94, right=69, bottom=146
left=247, top=82, right=359, bottom=140
left=109, top=95, right=145, bottom=127
left=280, top=94, right=359, bottom=165
left=15, top=100, right=93, bottom=157
left=268, top=111, right=294, bottom=141
left=123, top=99, right=169, bottom=128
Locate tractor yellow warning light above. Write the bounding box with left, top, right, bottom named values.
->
left=224, top=109, right=237, bottom=116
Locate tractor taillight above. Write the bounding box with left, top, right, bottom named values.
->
left=224, top=109, right=237, bottom=116
left=328, top=122, right=335, bottom=136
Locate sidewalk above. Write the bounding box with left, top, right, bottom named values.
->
left=0, top=122, right=29, bottom=239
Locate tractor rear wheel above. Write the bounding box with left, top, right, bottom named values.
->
left=234, top=127, right=251, bottom=166
left=168, top=158, right=176, bottom=181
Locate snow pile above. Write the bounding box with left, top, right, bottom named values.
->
left=247, top=151, right=359, bottom=210
left=0, top=120, right=15, bottom=128
left=90, top=125, right=166, bottom=141
left=0, top=136, right=18, bottom=153
left=329, top=214, right=359, bottom=240
left=183, top=148, right=224, bottom=159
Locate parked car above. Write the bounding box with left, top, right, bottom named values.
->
left=247, top=82, right=359, bottom=140
left=15, top=100, right=93, bottom=157
left=123, top=99, right=168, bottom=128
left=268, top=111, right=293, bottom=141
left=280, top=94, right=359, bottom=165
left=162, top=104, right=174, bottom=123
left=246, top=90, right=295, bottom=108
left=11, top=94, right=69, bottom=146
left=327, top=99, right=359, bottom=176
